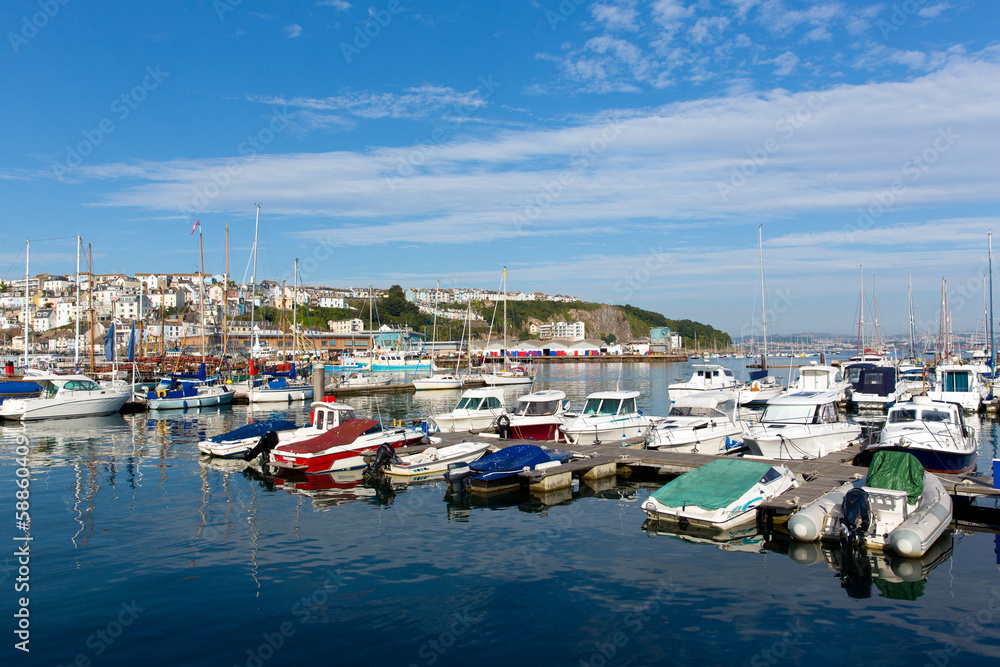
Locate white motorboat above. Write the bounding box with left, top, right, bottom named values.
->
left=742, top=391, right=861, bottom=460
left=248, top=376, right=314, bottom=403
left=412, top=373, right=464, bottom=391
left=851, top=366, right=907, bottom=411
left=864, top=396, right=977, bottom=474
left=788, top=450, right=952, bottom=558
left=339, top=371, right=393, bottom=388
left=430, top=387, right=507, bottom=433
left=790, top=363, right=851, bottom=401
left=498, top=389, right=570, bottom=441
left=668, top=364, right=740, bottom=402
left=197, top=418, right=300, bottom=458
left=558, top=390, right=653, bottom=446
left=646, top=391, right=747, bottom=454
left=641, top=459, right=798, bottom=530
left=383, top=441, right=491, bottom=476
left=482, top=365, right=535, bottom=386
left=926, top=364, right=988, bottom=412
left=147, top=380, right=235, bottom=410
left=897, top=365, right=931, bottom=397
left=0, top=373, right=130, bottom=421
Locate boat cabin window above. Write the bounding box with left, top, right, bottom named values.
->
left=723, top=369, right=734, bottom=378
left=760, top=404, right=815, bottom=424
left=920, top=409, right=952, bottom=423
left=456, top=397, right=478, bottom=410
left=816, top=403, right=837, bottom=424
left=888, top=409, right=917, bottom=423
left=583, top=398, right=622, bottom=416
left=758, top=467, right=783, bottom=484
left=621, top=397, right=636, bottom=414
left=64, top=379, right=99, bottom=391
left=483, top=396, right=503, bottom=410
left=362, top=422, right=384, bottom=435
left=942, top=371, right=971, bottom=393
left=517, top=399, right=558, bottom=416
left=669, top=405, right=726, bottom=418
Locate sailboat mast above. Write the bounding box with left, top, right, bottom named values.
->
left=907, top=273, right=915, bottom=361
left=223, top=222, right=229, bottom=362
left=88, top=244, right=94, bottom=374
left=23, top=239, right=29, bottom=370
left=990, top=231, right=996, bottom=369
left=75, top=235, right=81, bottom=366
left=758, top=225, right=767, bottom=368
left=199, top=222, right=206, bottom=361
left=858, top=265, right=864, bottom=356
left=502, top=267, right=507, bottom=366
left=251, top=204, right=260, bottom=365
left=293, top=259, right=299, bottom=358
left=872, top=272, right=882, bottom=353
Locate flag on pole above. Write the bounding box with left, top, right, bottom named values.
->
left=191, top=220, right=200, bottom=235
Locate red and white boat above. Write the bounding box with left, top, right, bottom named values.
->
left=268, top=398, right=428, bottom=474
left=497, top=389, right=570, bottom=441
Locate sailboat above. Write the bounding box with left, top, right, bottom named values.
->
left=483, top=267, right=535, bottom=386
left=740, top=225, right=783, bottom=406
left=146, top=223, right=235, bottom=410
left=340, top=286, right=393, bottom=387
left=413, top=281, right=463, bottom=390
left=249, top=258, right=315, bottom=403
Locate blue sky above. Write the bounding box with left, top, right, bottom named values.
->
left=2, top=0, right=999, bottom=339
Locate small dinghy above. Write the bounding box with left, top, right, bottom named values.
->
left=370, top=442, right=491, bottom=477
left=198, top=419, right=299, bottom=458
left=787, top=450, right=952, bottom=558
left=641, top=459, right=798, bottom=529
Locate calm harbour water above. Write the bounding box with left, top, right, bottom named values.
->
left=3, top=359, right=1000, bottom=666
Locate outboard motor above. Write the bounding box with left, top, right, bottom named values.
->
left=445, top=461, right=473, bottom=491
left=243, top=431, right=280, bottom=462
left=839, top=487, right=872, bottom=552
left=363, top=444, right=397, bottom=478
left=495, top=414, right=513, bottom=439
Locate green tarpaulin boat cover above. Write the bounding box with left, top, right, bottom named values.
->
left=866, top=450, right=924, bottom=504
left=649, top=459, right=774, bottom=511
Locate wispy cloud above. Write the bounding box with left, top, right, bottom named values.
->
left=285, top=24, right=303, bottom=38
left=249, top=85, right=490, bottom=121
left=316, top=0, right=352, bottom=10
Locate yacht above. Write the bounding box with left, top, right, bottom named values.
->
left=851, top=366, right=906, bottom=411
left=430, top=387, right=507, bottom=433
left=412, top=373, right=464, bottom=391
left=498, top=389, right=570, bottom=441
left=558, top=390, right=653, bottom=446
left=742, top=391, right=861, bottom=460
left=864, top=396, right=977, bottom=474
left=646, top=391, right=747, bottom=454
left=927, top=364, right=988, bottom=412
left=789, top=363, right=851, bottom=401
left=0, top=373, right=130, bottom=421
left=668, top=364, right=740, bottom=402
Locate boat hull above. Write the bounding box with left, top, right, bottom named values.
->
left=559, top=418, right=651, bottom=446
left=0, top=392, right=130, bottom=421
left=148, top=390, right=235, bottom=410
left=248, top=386, right=314, bottom=403
left=743, top=424, right=861, bottom=460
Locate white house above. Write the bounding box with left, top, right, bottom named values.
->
left=319, top=296, right=347, bottom=309
left=33, top=309, right=55, bottom=333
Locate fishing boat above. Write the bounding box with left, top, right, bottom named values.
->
left=645, top=391, right=747, bottom=454
left=926, top=364, right=988, bottom=412
left=862, top=396, right=977, bottom=474
left=412, top=373, right=464, bottom=391
left=496, top=389, right=570, bottom=441
left=379, top=441, right=491, bottom=476
left=557, top=389, right=653, bottom=446
left=430, top=387, right=507, bottom=433
left=742, top=391, right=861, bottom=460
left=787, top=450, right=952, bottom=558
left=789, top=363, right=851, bottom=401
left=851, top=366, right=906, bottom=411
left=0, top=373, right=130, bottom=421
left=641, top=459, right=799, bottom=529
left=197, top=419, right=299, bottom=458
left=667, top=364, right=740, bottom=403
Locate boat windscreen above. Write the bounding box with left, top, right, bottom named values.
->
left=669, top=406, right=726, bottom=418
left=761, top=404, right=816, bottom=424
left=517, top=399, right=558, bottom=416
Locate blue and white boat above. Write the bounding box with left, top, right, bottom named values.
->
left=446, top=444, right=571, bottom=492
left=146, top=364, right=235, bottom=410
left=863, top=396, right=977, bottom=474
left=248, top=364, right=314, bottom=403
left=198, top=419, right=300, bottom=458
left=851, top=366, right=905, bottom=411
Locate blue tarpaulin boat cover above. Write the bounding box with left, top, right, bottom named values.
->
left=208, top=420, right=298, bottom=443
left=649, top=459, right=774, bottom=511
left=470, top=444, right=551, bottom=473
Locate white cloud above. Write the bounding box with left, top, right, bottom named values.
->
left=316, top=0, right=352, bottom=10
left=804, top=26, right=833, bottom=42
left=285, top=24, right=303, bottom=38
left=771, top=50, right=799, bottom=76
left=249, top=85, right=490, bottom=120
left=918, top=2, right=951, bottom=19
left=591, top=1, right=640, bottom=31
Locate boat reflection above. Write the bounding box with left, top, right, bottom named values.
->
left=269, top=469, right=398, bottom=508
left=641, top=518, right=766, bottom=553
left=767, top=532, right=954, bottom=600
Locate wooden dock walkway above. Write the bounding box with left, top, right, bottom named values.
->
left=429, top=432, right=1000, bottom=528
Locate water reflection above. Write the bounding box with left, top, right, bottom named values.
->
left=767, top=532, right=954, bottom=600
left=642, top=518, right=766, bottom=553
